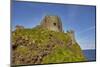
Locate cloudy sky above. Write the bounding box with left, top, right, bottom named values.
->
left=12, top=1, right=96, bottom=50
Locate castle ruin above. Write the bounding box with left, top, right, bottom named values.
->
left=40, top=15, right=76, bottom=44
left=40, top=15, right=63, bottom=32
left=15, top=15, right=76, bottom=45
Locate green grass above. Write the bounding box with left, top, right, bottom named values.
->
left=12, top=27, right=86, bottom=65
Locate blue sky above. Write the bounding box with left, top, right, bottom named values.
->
left=12, top=1, right=96, bottom=50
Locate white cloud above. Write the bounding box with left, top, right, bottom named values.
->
left=78, top=26, right=95, bottom=34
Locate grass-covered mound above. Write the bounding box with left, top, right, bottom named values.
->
left=12, top=27, right=85, bottom=65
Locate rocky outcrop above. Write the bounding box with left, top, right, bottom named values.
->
left=12, top=28, right=86, bottom=65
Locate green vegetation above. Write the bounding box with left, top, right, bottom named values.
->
left=12, top=27, right=86, bottom=65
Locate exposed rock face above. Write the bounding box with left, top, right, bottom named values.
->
left=40, top=16, right=63, bottom=32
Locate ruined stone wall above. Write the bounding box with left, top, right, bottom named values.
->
left=40, top=16, right=63, bottom=32
left=67, top=30, right=76, bottom=44
left=15, top=25, right=24, bottom=30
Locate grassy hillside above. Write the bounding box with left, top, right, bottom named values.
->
left=12, top=27, right=86, bottom=65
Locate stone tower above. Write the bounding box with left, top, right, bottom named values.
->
left=40, top=15, right=63, bottom=32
